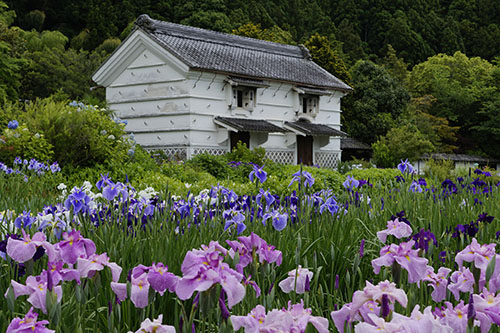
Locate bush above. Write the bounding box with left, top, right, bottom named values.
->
left=9, top=98, right=133, bottom=167
left=186, top=153, right=230, bottom=180
left=423, top=158, right=454, bottom=182
left=0, top=124, right=53, bottom=162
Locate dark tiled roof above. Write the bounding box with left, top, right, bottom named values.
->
left=297, top=86, right=330, bottom=95
left=227, top=76, right=270, bottom=88
left=135, top=15, right=352, bottom=91
left=214, top=116, right=286, bottom=133
left=284, top=121, right=347, bottom=136
left=341, top=138, right=372, bottom=150
left=422, top=153, right=499, bottom=163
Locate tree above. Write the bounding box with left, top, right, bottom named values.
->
left=343, top=60, right=410, bottom=145
left=409, top=51, right=497, bottom=154
left=232, top=22, right=294, bottom=44
left=304, top=33, right=351, bottom=86
left=372, top=124, right=434, bottom=168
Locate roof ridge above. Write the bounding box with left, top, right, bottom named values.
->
left=136, top=14, right=304, bottom=58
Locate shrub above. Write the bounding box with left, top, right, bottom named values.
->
left=0, top=124, right=53, bottom=162
left=186, top=153, right=230, bottom=180
left=423, top=158, right=454, bottom=182
left=16, top=98, right=132, bottom=167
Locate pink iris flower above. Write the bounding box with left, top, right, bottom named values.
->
left=437, top=301, right=470, bottom=332
left=6, top=230, right=56, bottom=263
left=331, top=280, right=407, bottom=332
left=77, top=252, right=122, bottom=282
left=175, top=241, right=245, bottom=308
left=278, top=265, right=313, bottom=294
left=371, top=240, right=429, bottom=283
left=421, top=266, right=452, bottom=302
left=129, top=315, right=175, bottom=333
left=231, top=300, right=328, bottom=333
left=7, top=307, right=54, bottom=333
left=55, top=230, right=96, bottom=265
left=111, top=270, right=151, bottom=308
left=455, top=238, right=496, bottom=271
left=226, top=232, right=282, bottom=274
left=6, top=273, right=62, bottom=314
left=448, top=267, right=475, bottom=301
left=131, top=263, right=178, bottom=296
left=376, top=218, right=413, bottom=243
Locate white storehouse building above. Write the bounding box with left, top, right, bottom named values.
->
left=92, top=15, right=352, bottom=167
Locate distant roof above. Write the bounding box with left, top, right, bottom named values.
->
left=214, top=116, right=287, bottom=133
left=284, top=121, right=347, bottom=137
left=422, top=153, right=499, bottom=163
left=341, top=138, right=371, bottom=150
left=135, top=15, right=352, bottom=92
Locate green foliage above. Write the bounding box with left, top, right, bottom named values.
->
left=0, top=124, right=53, bottom=162
left=232, top=22, right=295, bottom=44
left=304, top=33, right=351, bottom=86
left=186, top=153, right=230, bottom=180
left=372, top=124, right=434, bottom=168
left=13, top=99, right=132, bottom=167
left=343, top=60, right=410, bottom=145
left=409, top=52, right=498, bottom=155
left=423, top=158, right=454, bottom=182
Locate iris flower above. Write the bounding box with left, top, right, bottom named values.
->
left=249, top=164, right=267, bottom=184
left=7, top=307, right=54, bottom=333
left=6, top=230, right=56, bottom=263
left=129, top=315, right=175, bottom=333
left=376, top=218, right=413, bottom=243
left=278, top=265, right=313, bottom=294
left=262, top=210, right=288, bottom=231
left=371, top=240, right=429, bottom=283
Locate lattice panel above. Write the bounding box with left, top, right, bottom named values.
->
left=160, top=147, right=187, bottom=161
left=192, top=147, right=228, bottom=156
left=265, top=150, right=295, bottom=165
left=315, top=152, right=339, bottom=169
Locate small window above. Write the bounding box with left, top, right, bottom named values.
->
left=300, top=95, right=319, bottom=115
left=233, top=87, right=256, bottom=110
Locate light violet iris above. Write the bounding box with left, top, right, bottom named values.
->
left=175, top=241, right=245, bottom=308
left=131, top=263, right=178, bottom=296
left=231, top=300, right=328, bottom=333
left=448, top=267, right=475, bottom=301
left=55, top=230, right=96, bottom=265
left=371, top=240, right=429, bottom=283
left=6, top=230, right=56, bottom=263
left=77, top=253, right=122, bottom=282
left=6, top=274, right=63, bottom=314
left=7, top=307, right=54, bottom=333
left=455, top=238, right=496, bottom=271
left=128, top=315, right=175, bottom=333
left=226, top=232, right=282, bottom=274
left=278, top=265, right=314, bottom=294
left=376, top=218, right=413, bottom=243
left=331, top=280, right=408, bottom=332
left=420, top=266, right=451, bottom=302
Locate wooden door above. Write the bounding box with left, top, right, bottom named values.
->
left=230, top=131, right=250, bottom=151
left=297, top=135, right=313, bottom=165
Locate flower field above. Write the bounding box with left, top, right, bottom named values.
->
left=1, top=159, right=500, bottom=332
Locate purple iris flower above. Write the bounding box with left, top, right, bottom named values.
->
left=14, top=210, right=36, bottom=229
left=411, top=228, right=437, bottom=254
left=175, top=241, right=245, bottom=308
left=64, top=188, right=91, bottom=214
left=6, top=307, right=54, bottom=333
left=319, top=197, right=339, bottom=216
left=477, top=213, right=494, bottom=224
left=256, top=189, right=275, bottom=207
left=409, top=181, right=423, bottom=193
left=343, top=176, right=360, bottom=191
left=262, top=210, right=288, bottom=231
left=49, top=162, right=61, bottom=173
left=7, top=120, right=18, bottom=130
left=223, top=209, right=246, bottom=235
left=55, top=230, right=96, bottom=265
left=249, top=164, right=267, bottom=183
left=289, top=170, right=315, bottom=188
left=96, top=173, right=113, bottom=190
left=397, top=159, right=414, bottom=174
left=226, top=232, right=282, bottom=274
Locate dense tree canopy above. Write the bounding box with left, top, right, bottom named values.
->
left=1, top=0, right=500, bottom=160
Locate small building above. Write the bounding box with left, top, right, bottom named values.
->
left=92, top=15, right=351, bottom=167
left=340, top=138, right=372, bottom=162
left=415, top=153, right=500, bottom=174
